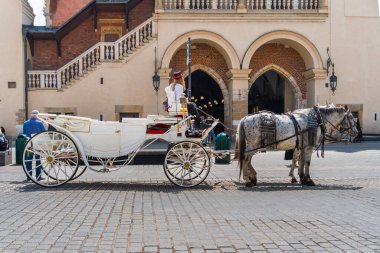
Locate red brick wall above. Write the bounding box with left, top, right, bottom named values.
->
left=128, top=0, right=155, bottom=30
left=170, top=43, right=230, bottom=83
left=250, top=43, right=307, bottom=98
left=60, top=16, right=99, bottom=66
left=33, top=16, right=98, bottom=70
left=52, top=0, right=93, bottom=26
left=32, top=40, right=58, bottom=70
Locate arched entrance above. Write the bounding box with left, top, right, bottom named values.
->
left=184, top=70, right=224, bottom=133
left=248, top=70, right=296, bottom=114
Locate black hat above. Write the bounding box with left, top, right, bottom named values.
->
left=173, top=71, right=183, bottom=79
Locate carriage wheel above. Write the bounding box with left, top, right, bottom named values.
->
left=47, top=158, right=87, bottom=181
left=164, top=141, right=210, bottom=188
left=22, top=131, right=79, bottom=187
left=71, top=156, right=88, bottom=180
left=71, top=164, right=87, bottom=180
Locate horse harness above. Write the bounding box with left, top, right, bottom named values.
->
left=288, top=114, right=303, bottom=149
left=259, top=112, right=277, bottom=150
left=244, top=108, right=326, bottom=153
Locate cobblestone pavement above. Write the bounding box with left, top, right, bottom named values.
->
left=0, top=142, right=379, bottom=253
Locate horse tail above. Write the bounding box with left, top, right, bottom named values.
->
left=235, top=118, right=246, bottom=180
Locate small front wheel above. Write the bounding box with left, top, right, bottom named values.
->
left=164, top=141, right=210, bottom=188
left=22, top=131, right=79, bottom=187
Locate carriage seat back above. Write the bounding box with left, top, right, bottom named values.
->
left=121, top=118, right=152, bottom=125
left=53, top=115, right=92, bottom=133
left=168, top=102, right=188, bottom=117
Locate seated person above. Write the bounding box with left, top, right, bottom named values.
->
left=164, top=71, right=202, bottom=129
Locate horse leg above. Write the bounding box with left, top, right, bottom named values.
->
left=289, top=165, right=296, bottom=183
left=298, top=149, right=306, bottom=185
left=244, top=154, right=257, bottom=187
left=289, top=149, right=300, bottom=184
left=304, top=147, right=315, bottom=186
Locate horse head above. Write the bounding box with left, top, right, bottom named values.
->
left=319, top=105, right=358, bottom=142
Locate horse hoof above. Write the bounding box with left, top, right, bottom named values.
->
left=251, top=178, right=257, bottom=186
left=306, top=180, right=315, bottom=186
left=245, top=182, right=254, bottom=188
left=291, top=178, right=298, bottom=184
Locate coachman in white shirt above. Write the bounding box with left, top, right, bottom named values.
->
left=164, top=71, right=202, bottom=129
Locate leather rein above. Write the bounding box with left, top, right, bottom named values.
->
left=315, top=108, right=355, bottom=157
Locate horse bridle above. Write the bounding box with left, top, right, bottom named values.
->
left=320, top=110, right=355, bottom=143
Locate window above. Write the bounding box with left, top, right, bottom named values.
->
left=8, top=82, right=16, bottom=88
left=104, top=34, right=120, bottom=42
left=101, top=27, right=123, bottom=42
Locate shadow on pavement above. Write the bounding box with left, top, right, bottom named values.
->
left=12, top=181, right=215, bottom=193
left=235, top=182, right=362, bottom=192
left=325, top=142, right=380, bottom=153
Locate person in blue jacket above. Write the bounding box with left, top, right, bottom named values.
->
left=23, top=110, right=47, bottom=181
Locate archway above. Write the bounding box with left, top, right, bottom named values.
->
left=242, top=30, right=324, bottom=70
left=248, top=70, right=297, bottom=114
left=184, top=70, right=225, bottom=133
left=249, top=64, right=303, bottom=109
left=161, top=30, right=240, bottom=69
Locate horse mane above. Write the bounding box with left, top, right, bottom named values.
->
left=317, top=105, right=345, bottom=115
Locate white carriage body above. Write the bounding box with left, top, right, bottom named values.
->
left=24, top=111, right=219, bottom=188
left=40, top=113, right=198, bottom=158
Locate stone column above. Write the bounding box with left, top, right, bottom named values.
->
left=237, top=0, right=247, bottom=13
left=226, top=69, right=251, bottom=132
left=303, top=69, right=328, bottom=107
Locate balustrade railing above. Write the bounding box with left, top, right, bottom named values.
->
left=28, top=18, right=154, bottom=90
left=246, top=0, right=319, bottom=10
left=162, top=0, right=238, bottom=10
left=161, top=0, right=320, bottom=10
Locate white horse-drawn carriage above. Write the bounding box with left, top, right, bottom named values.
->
left=22, top=101, right=221, bottom=188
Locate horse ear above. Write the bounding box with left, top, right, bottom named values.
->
left=344, top=105, right=348, bottom=110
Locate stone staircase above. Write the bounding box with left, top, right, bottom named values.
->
left=27, top=18, right=156, bottom=91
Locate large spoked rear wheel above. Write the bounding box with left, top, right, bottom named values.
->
left=22, top=131, right=79, bottom=187
left=71, top=159, right=88, bottom=180
left=164, top=141, right=210, bottom=188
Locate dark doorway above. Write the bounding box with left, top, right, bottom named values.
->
left=248, top=70, right=288, bottom=114
left=185, top=70, right=224, bottom=133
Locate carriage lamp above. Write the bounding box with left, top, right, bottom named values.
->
left=152, top=73, right=160, bottom=92
left=330, top=67, right=337, bottom=95
left=327, top=48, right=338, bottom=95
left=152, top=46, right=160, bottom=92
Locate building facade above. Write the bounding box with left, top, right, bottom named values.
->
left=0, top=0, right=34, bottom=136
left=2, top=0, right=380, bottom=136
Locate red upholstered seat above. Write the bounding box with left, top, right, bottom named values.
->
left=147, top=129, right=167, bottom=134
left=146, top=123, right=172, bottom=134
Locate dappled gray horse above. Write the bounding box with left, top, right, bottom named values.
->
left=235, top=105, right=358, bottom=187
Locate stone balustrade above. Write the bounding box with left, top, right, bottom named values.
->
left=159, top=0, right=327, bottom=11
left=27, top=18, right=154, bottom=90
